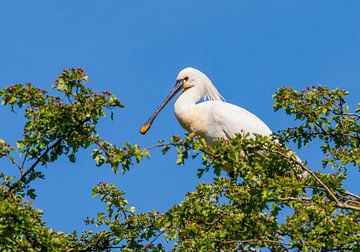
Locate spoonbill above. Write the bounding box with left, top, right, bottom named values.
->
left=140, top=67, right=272, bottom=144
left=140, top=67, right=307, bottom=178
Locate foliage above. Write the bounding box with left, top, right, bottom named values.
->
left=0, top=70, right=359, bottom=251
left=0, top=68, right=148, bottom=250
left=273, top=86, right=359, bottom=171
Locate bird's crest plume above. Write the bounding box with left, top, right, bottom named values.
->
left=203, top=79, right=225, bottom=102
left=181, top=67, right=225, bottom=102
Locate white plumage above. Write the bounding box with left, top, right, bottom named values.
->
left=140, top=67, right=272, bottom=144
left=173, top=67, right=272, bottom=144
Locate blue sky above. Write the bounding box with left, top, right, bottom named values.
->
left=0, top=1, right=359, bottom=235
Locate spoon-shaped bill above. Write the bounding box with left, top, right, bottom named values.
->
left=140, top=80, right=184, bottom=134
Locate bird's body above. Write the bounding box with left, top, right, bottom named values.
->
left=175, top=100, right=272, bottom=144
left=140, top=67, right=307, bottom=178
left=172, top=67, right=272, bottom=144
left=140, top=67, right=272, bottom=143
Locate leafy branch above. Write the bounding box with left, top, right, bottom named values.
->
left=266, top=148, right=360, bottom=211
left=9, top=139, right=62, bottom=191
left=1, top=74, right=359, bottom=251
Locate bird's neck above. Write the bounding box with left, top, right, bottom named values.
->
left=174, top=88, right=203, bottom=115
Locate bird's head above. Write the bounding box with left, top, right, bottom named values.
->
left=176, top=67, right=208, bottom=92
left=176, top=67, right=223, bottom=102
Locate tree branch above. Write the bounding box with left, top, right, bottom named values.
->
left=89, top=136, right=112, bottom=158
left=146, top=141, right=220, bottom=159
left=284, top=126, right=359, bottom=142
left=143, top=232, right=163, bottom=250
left=146, top=142, right=172, bottom=150
left=266, top=148, right=360, bottom=211
left=5, top=153, right=23, bottom=174
left=20, top=153, right=28, bottom=176
left=279, top=196, right=311, bottom=202
left=342, top=190, right=360, bottom=200
left=204, top=213, right=226, bottom=232
left=9, top=139, right=62, bottom=191
left=214, top=238, right=292, bottom=247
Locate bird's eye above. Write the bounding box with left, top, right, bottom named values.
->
left=184, top=77, right=189, bottom=81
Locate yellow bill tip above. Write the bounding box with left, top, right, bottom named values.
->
left=140, top=124, right=150, bottom=135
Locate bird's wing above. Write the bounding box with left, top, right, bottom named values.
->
left=210, top=101, right=272, bottom=139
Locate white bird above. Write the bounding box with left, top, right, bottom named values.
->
left=140, top=67, right=307, bottom=178
left=140, top=67, right=272, bottom=144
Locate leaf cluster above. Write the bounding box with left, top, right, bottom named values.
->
left=0, top=71, right=359, bottom=251
left=0, top=68, right=128, bottom=195
left=273, top=86, right=359, bottom=171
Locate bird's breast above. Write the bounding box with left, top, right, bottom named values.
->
left=174, top=106, right=208, bottom=135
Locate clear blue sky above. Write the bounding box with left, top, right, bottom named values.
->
left=0, top=1, right=359, bottom=234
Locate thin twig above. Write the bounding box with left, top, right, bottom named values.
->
left=143, top=232, right=163, bottom=250
left=20, top=153, right=28, bottom=176
left=88, top=136, right=112, bottom=158
left=333, top=111, right=360, bottom=119
left=293, top=130, right=358, bottom=141
left=5, top=153, right=23, bottom=174
left=146, top=141, right=220, bottom=159
left=279, top=197, right=311, bottom=202
left=344, top=199, right=360, bottom=206
left=9, top=139, right=62, bottom=191
left=343, top=190, right=360, bottom=200
left=214, top=238, right=291, bottom=246
left=204, top=213, right=226, bottom=232
left=146, top=142, right=173, bottom=150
